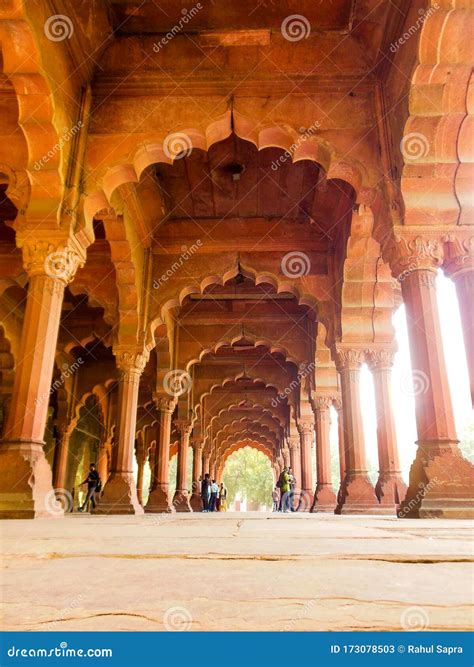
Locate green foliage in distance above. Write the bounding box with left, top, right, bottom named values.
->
left=223, top=446, right=273, bottom=507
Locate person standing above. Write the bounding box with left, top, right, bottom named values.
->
left=288, top=467, right=297, bottom=512
left=272, top=487, right=280, bottom=512
left=279, top=468, right=291, bottom=512
left=78, top=463, right=101, bottom=512
left=210, top=479, right=219, bottom=512
left=219, top=483, right=227, bottom=511
left=201, top=473, right=211, bottom=512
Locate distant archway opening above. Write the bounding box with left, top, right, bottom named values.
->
left=222, top=446, right=273, bottom=511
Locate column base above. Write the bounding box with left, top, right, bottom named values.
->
left=297, top=490, right=314, bottom=512
left=145, top=486, right=174, bottom=513
left=335, top=473, right=392, bottom=515
left=0, top=441, right=63, bottom=519
left=376, top=472, right=407, bottom=506
left=311, top=484, right=337, bottom=513
left=94, top=473, right=144, bottom=515
left=173, top=490, right=192, bottom=512
left=399, top=441, right=474, bottom=519
left=190, top=493, right=203, bottom=512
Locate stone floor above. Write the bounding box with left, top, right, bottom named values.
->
left=1, top=512, right=473, bottom=632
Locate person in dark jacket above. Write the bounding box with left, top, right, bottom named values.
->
left=78, top=463, right=101, bottom=512
left=201, top=473, right=211, bottom=512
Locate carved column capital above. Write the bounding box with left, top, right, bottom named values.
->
left=333, top=397, right=342, bottom=411
left=21, top=237, right=86, bottom=284
left=385, top=234, right=444, bottom=281
left=335, top=347, right=365, bottom=371
left=154, top=394, right=177, bottom=414
left=288, top=436, right=300, bottom=452
left=366, top=348, right=396, bottom=371
left=443, top=235, right=474, bottom=280
left=312, top=395, right=333, bottom=411
left=174, top=419, right=193, bottom=438
left=297, top=419, right=314, bottom=436
left=191, top=438, right=204, bottom=454
left=115, top=349, right=148, bottom=382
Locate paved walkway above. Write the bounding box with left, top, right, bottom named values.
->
left=1, top=513, right=472, bottom=631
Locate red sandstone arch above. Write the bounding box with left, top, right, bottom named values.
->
left=218, top=440, right=274, bottom=470
left=400, top=3, right=473, bottom=227
left=337, top=205, right=398, bottom=345
left=82, top=112, right=374, bottom=236
left=0, top=7, right=64, bottom=223
left=146, top=264, right=324, bottom=353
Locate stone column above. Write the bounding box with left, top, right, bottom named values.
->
left=390, top=236, right=473, bottom=518
left=52, top=427, right=71, bottom=491
left=297, top=420, right=314, bottom=511
left=335, top=349, right=381, bottom=514
left=145, top=397, right=176, bottom=512
left=190, top=439, right=203, bottom=511
left=281, top=446, right=290, bottom=468
left=367, top=349, right=407, bottom=509
left=95, top=350, right=147, bottom=515
left=210, top=458, right=216, bottom=480
left=173, top=420, right=193, bottom=512
left=288, top=436, right=302, bottom=509
left=97, top=440, right=110, bottom=488
left=333, top=399, right=346, bottom=492
left=202, top=450, right=210, bottom=477
left=0, top=240, right=84, bottom=518
left=135, top=439, right=146, bottom=507
left=311, top=396, right=336, bottom=512
left=444, top=236, right=474, bottom=407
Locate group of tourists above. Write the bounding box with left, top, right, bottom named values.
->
left=272, top=466, right=298, bottom=512
left=200, top=473, right=228, bottom=512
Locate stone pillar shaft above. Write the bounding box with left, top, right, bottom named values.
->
left=367, top=351, right=407, bottom=508
left=399, top=267, right=473, bottom=517
left=173, top=420, right=192, bottom=512
left=0, top=240, right=84, bottom=519
left=335, top=350, right=380, bottom=514
left=95, top=351, right=147, bottom=515
left=311, top=397, right=336, bottom=512
left=146, top=398, right=175, bottom=513
left=297, top=421, right=314, bottom=511
left=190, top=442, right=203, bottom=511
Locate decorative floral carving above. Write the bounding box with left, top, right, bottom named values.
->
left=385, top=235, right=443, bottom=281
left=22, top=239, right=85, bottom=283
left=335, top=348, right=365, bottom=370
left=443, top=235, right=474, bottom=279
left=115, top=350, right=149, bottom=378
left=366, top=349, right=396, bottom=370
